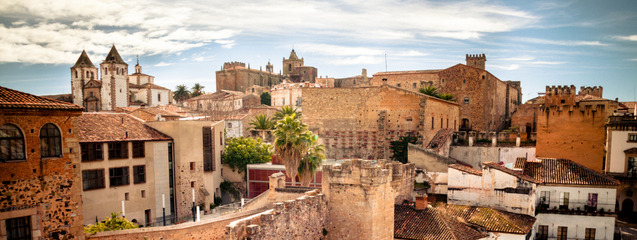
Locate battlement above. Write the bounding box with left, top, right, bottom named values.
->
left=546, top=85, right=576, bottom=96
left=466, top=54, right=486, bottom=70
left=223, top=61, right=246, bottom=69
left=322, top=159, right=392, bottom=186
left=579, top=86, right=603, bottom=98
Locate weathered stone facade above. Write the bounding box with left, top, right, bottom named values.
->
left=0, top=99, right=84, bottom=239
left=536, top=85, right=617, bottom=172
left=302, top=85, right=460, bottom=159
left=215, top=62, right=284, bottom=93
left=370, top=54, right=521, bottom=132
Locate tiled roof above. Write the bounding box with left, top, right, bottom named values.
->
left=449, top=164, right=482, bottom=176
left=514, top=157, right=527, bottom=169
left=77, top=113, right=172, bottom=142
left=523, top=158, right=620, bottom=186
left=426, top=128, right=454, bottom=151
left=373, top=69, right=442, bottom=75
left=0, top=86, right=83, bottom=111
left=483, top=162, right=542, bottom=183
left=395, top=202, right=488, bottom=240
left=73, top=50, right=96, bottom=68
left=136, top=107, right=181, bottom=117
left=187, top=90, right=245, bottom=101
left=436, top=203, right=536, bottom=234
left=225, top=114, right=248, bottom=120
left=129, top=83, right=170, bottom=91
left=103, top=45, right=127, bottom=64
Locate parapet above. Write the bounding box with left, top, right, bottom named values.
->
left=223, top=61, right=246, bottom=69
left=545, top=85, right=576, bottom=96
left=579, top=86, right=603, bottom=98
left=322, top=159, right=392, bottom=186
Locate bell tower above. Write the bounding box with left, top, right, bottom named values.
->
left=70, top=50, right=98, bottom=107
left=99, top=45, right=129, bottom=110
left=466, top=54, right=486, bottom=70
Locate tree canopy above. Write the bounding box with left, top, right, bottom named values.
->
left=418, top=86, right=454, bottom=101
left=273, top=106, right=301, bottom=121
left=389, top=132, right=421, bottom=164
left=173, top=84, right=191, bottom=102
left=260, top=92, right=271, bottom=106
left=191, top=83, right=205, bottom=97
left=222, top=137, right=272, bottom=174
left=84, top=213, right=138, bottom=235
left=249, top=114, right=274, bottom=130
left=273, top=113, right=324, bottom=186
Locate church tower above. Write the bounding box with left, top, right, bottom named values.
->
left=466, top=54, right=486, bottom=70
left=266, top=60, right=274, bottom=73
left=100, top=45, right=129, bottom=110
left=70, top=50, right=98, bottom=108
left=282, top=49, right=304, bottom=76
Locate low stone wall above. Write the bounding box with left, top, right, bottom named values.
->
left=225, top=190, right=327, bottom=239
left=88, top=209, right=262, bottom=240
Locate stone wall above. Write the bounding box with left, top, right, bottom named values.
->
left=302, top=85, right=459, bottom=159
left=0, top=109, right=84, bottom=239
left=225, top=190, right=327, bottom=240
left=449, top=146, right=536, bottom=169
left=510, top=103, right=538, bottom=139
left=408, top=144, right=456, bottom=172
left=216, top=64, right=284, bottom=92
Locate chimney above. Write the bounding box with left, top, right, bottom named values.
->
left=415, top=195, right=428, bottom=210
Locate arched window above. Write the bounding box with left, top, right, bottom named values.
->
left=75, top=70, right=78, bottom=78
left=40, top=123, right=62, bottom=158
left=91, top=72, right=94, bottom=79
left=0, top=124, right=26, bottom=161
left=86, top=71, right=89, bottom=78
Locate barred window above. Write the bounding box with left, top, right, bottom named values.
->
left=536, top=225, right=548, bottom=240
left=0, top=124, right=25, bottom=161
left=40, top=123, right=62, bottom=158
left=203, top=127, right=214, bottom=172
left=108, top=142, right=128, bottom=159
left=133, top=165, right=146, bottom=184
left=557, top=226, right=567, bottom=240
left=132, top=142, right=145, bottom=158
left=585, top=228, right=596, bottom=240
left=82, top=169, right=105, bottom=190
left=81, top=143, right=103, bottom=162
left=6, top=216, right=31, bottom=240
left=109, top=167, right=129, bottom=186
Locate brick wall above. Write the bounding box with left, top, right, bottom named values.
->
left=0, top=109, right=84, bottom=239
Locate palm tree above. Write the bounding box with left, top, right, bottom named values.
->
left=173, top=85, right=191, bottom=103
left=298, top=135, right=325, bottom=186
left=273, top=106, right=300, bottom=121
left=249, top=114, right=274, bottom=130
left=439, top=93, right=454, bottom=101
left=191, top=83, right=205, bottom=97
left=273, top=114, right=312, bottom=182
left=418, top=86, right=439, bottom=97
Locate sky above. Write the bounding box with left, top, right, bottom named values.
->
left=0, top=0, right=636, bottom=102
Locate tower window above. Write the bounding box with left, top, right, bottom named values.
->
left=158, top=93, right=161, bottom=102
left=464, top=97, right=469, bottom=104
left=75, top=71, right=78, bottom=78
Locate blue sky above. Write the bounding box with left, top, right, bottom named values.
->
left=0, top=0, right=636, bottom=102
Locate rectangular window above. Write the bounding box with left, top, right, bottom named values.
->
left=557, top=226, right=568, bottom=240
left=560, top=192, right=569, bottom=209
left=109, top=167, right=129, bottom=187
left=132, top=142, right=145, bottom=158
left=441, top=118, right=443, bottom=128
left=412, top=83, right=417, bottom=88
left=629, top=134, right=637, bottom=142
left=82, top=169, right=105, bottom=190
left=296, top=97, right=302, bottom=106
left=81, top=143, right=103, bottom=162
left=540, top=191, right=550, bottom=205
left=108, top=142, right=128, bottom=159
left=133, top=165, right=146, bottom=184
left=431, top=117, right=434, bottom=129
left=585, top=228, right=595, bottom=240
left=464, top=97, right=469, bottom=104
left=282, top=98, right=285, bottom=105
left=6, top=216, right=31, bottom=240
left=397, top=83, right=401, bottom=87
left=537, top=225, right=548, bottom=240
left=629, top=157, right=637, bottom=178
left=203, top=127, right=214, bottom=172
left=141, top=190, right=146, bottom=198
left=158, top=93, right=161, bottom=102
left=587, top=193, right=598, bottom=209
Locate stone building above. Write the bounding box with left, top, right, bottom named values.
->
left=535, top=85, right=618, bottom=172
left=0, top=86, right=84, bottom=239
left=146, top=120, right=225, bottom=219
left=223, top=105, right=277, bottom=139
left=270, top=80, right=327, bottom=112
left=182, top=90, right=260, bottom=116
left=604, top=114, right=637, bottom=214
left=70, top=46, right=172, bottom=111
left=215, top=61, right=284, bottom=93
left=334, top=68, right=370, bottom=87
left=77, top=113, right=173, bottom=226
left=282, top=49, right=317, bottom=83
left=302, top=84, right=460, bottom=159
left=370, top=54, right=521, bottom=132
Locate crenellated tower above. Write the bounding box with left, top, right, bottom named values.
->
left=99, top=45, right=129, bottom=110
left=466, top=53, right=486, bottom=70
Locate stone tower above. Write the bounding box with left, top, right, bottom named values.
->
left=70, top=50, right=98, bottom=108
left=282, top=49, right=303, bottom=76
left=466, top=53, right=486, bottom=70
left=266, top=60, right=273, bottom=73
left=100, top=45, right=129, bottom=110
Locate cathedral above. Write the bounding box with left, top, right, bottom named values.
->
left=71, top=45, right=172, bottom=111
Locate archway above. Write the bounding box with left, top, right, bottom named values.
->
left=622, top=198, right=634, bottom=214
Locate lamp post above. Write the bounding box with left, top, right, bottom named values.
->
left=121, top=200, right=126, bottom=218
left=192, top=188, right=196, bottom=222
left=162, top=194, right=166, bottom=226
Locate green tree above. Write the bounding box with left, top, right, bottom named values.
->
left=389, top=132, right=421, bottom=164
left=273, top=114, right=312, bottom=182
left=173, top=84, right=191, bottom=103
left=260, top=92, right=271, bottom=106
left=249, top=114, right=274, bottom=130
left=298, top=135, right=325, bottom=186
left=273, top=105, right=300, bottom=121
left=439, top=93, right=454, bottom=101
left=84, top=212, right=138, bottom=235
left=191, top=83, right=205, bottom=97
left=418, top=86, right=439, bottom=97
left=223, top=137, right=272, bottom=174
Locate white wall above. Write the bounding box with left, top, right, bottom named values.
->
left=449, top=146, right=535, bottom=169
left=151, top=89, right=171, bottom=106
left=225, top=120, right=243, bottom=138
left=532, top=214, right=615, bottom=240
left=536, top=185, right=616, bottom=212
left=607, top=130, right=637, bottom=173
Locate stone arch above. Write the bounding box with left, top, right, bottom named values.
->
left=622, top=198, right=634, bottom=213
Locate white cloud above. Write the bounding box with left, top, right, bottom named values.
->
left=530, top=61, right=566, bottom=65
left=154, top=62, right=173, bottom=67
left=329, top=56, right=384, bottom=65
left=628, top=58, right=637, bottom=61
left=0, top=0, right=538, bottom=64
left=514, top=37, right=608, bottom=46
left=613, top=35, right=637, bottom=41
left=498, top=56, right=535, bottom=61
left=394, top=50, right=429, bottom=57
left=490, top=64, right=520, bottom=70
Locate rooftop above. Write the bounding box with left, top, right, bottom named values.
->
left=484, top=162, right=542, bottom=184
left=436, top=203, right=536, bottom=234
left=0, top=86, right=83, bottom=111
left=394, top=202, right=488, bottom=240
left=523, top=158, right=620, bottom=186
left=77, top=112, right=172, bottom=143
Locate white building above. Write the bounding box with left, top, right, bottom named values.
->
left=270, top=80, right=326, bottom=112
left=604, top=115, right=637, bottom=214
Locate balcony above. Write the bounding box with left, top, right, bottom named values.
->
left=536, top=202, right=616, bottom=217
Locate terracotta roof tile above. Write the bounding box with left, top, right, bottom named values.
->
left=426, top=128, right=454, bottom=151
left=136, top=107, right=181, bottom=117
left=436, top=203, right=536, bottom=234
left=77, top=113, right=172, bottom=142
left=483, top=162, right=542, bottom=183
left=514, top=157, right=527, bottom=169
left=395, top=202, right=488, bottom=240
left=449, top=164, right=482, bottom=176
left=0, top=86, right=83, bottom=111
left=523, top=158, right=620, bottom=186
